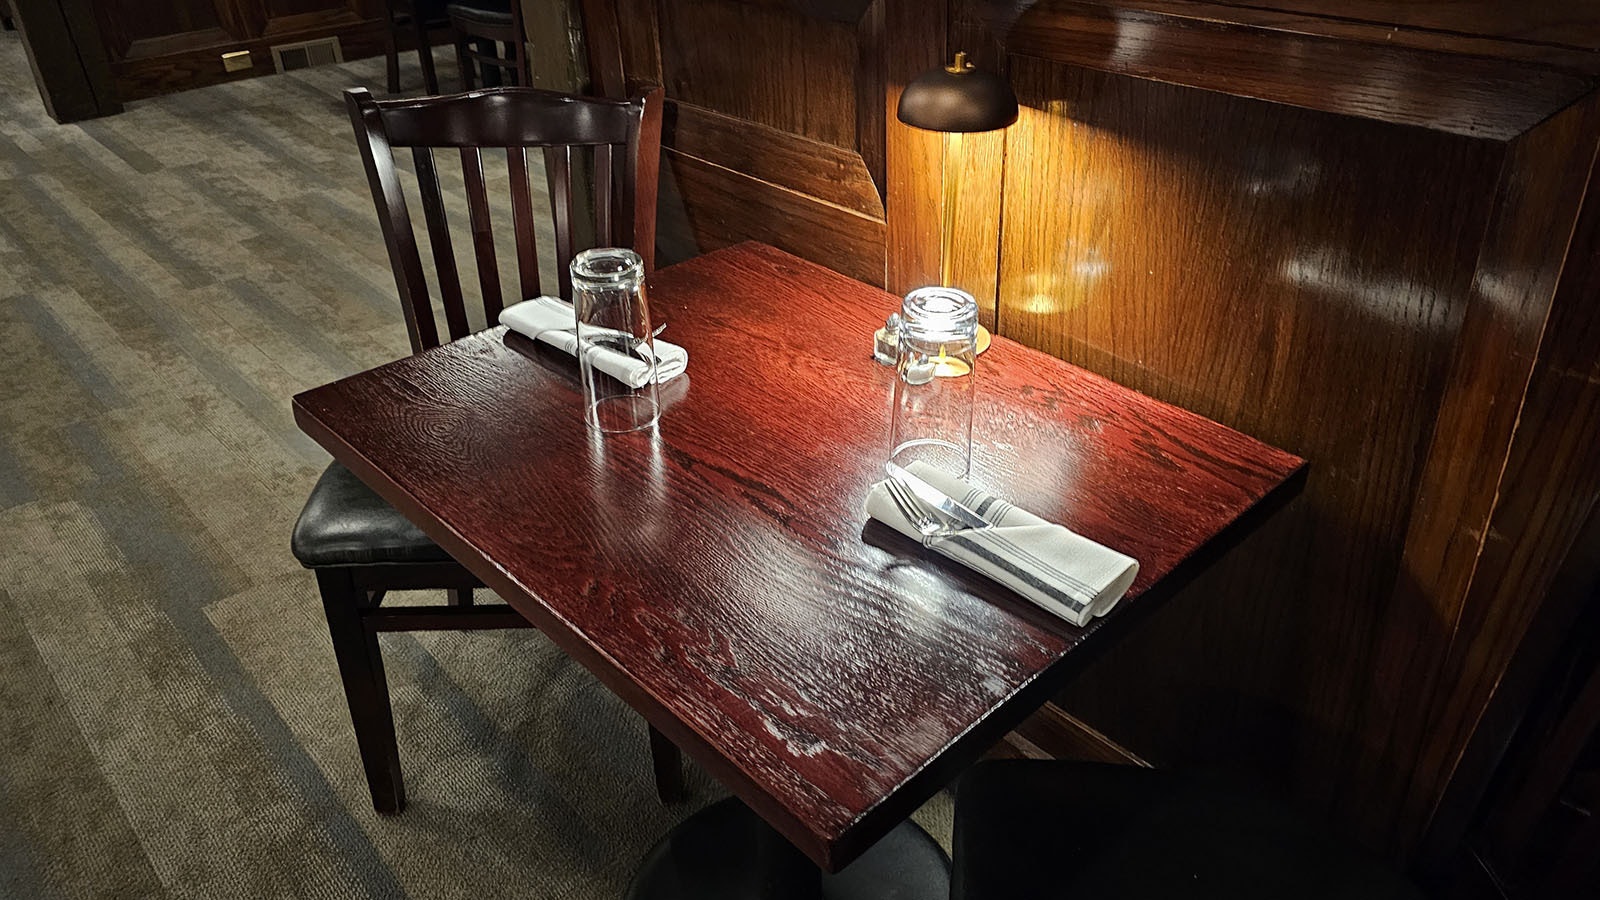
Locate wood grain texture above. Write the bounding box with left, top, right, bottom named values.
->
left=611, top=0, right=662, bottom=93
left=883, top=0, right=944, bottom=295
left=659, top=148, right=886, bottom=285
left=578, top=0, right=626, bottom=96
left=594, top=0, right=890, bottom=286
left=655, top=0, right=860, bottom=148
left=942, top=128, right=1004, bottom=330
left=940, top=8, right=1009, bottom=329
left=980, top=0, right=1595, bottom=140
left=1430, top=503, right=1600, bottom=891
left=1213, top=0, right=1600, bottom=56
left=981, top=0, right=1600, bottom=75
left=854, top=0, right=885, bottom=202
left=1343, top=93, right=1600, bottom=854
left=585, top=5, right=1600, bottom=867
left=1393, top=129, right=1600, bottom=856
left=664, top=100, right=885, bottom=220
left=996, top=54, right=1515, bottom=847
left=293, top=242, right=1303, bottom=870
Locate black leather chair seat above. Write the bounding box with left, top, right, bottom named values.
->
left=291, top=462, right=452, bottom=567
left=444, top=0, right=512, bottom=27
left=952, top=761, right=1423, bottom=900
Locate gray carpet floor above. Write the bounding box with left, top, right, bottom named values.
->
left=0, top=33, right=950, bottom=900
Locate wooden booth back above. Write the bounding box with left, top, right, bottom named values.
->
left=580, top=0, right=889, bottom=286
left=579, top=0, right=1600, bottom=869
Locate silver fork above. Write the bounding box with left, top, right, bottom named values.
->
left=883, top=476, right=953, bottom=537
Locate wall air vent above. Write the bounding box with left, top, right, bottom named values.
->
left=270, top=37, right=343, bottom=73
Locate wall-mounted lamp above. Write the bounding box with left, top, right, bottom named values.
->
left=896, top=52, right=1018, bottom=351
left=897, top=51, right=1018, bottom=134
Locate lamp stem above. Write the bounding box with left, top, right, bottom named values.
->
left=940, top=131, right=962, bottom=287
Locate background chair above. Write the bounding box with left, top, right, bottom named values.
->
left=952, top=760, right=1424, bottom=899
left=448, top=0, right=530, bottom=90
left=381, top=0, right=451, bottom=94
left=293, top=85, right=670, bottom=815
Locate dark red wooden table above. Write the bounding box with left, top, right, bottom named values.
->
left=293, top=242, right=1305, bottom=873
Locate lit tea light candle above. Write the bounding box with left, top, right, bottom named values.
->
left=932, top=348, right=972, bottom=378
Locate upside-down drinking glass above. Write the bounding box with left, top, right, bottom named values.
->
left=889, top=286, right=978, bottom=478
left=571, top=248, right=660, bottom=433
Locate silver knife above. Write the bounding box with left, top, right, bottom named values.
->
left=884, top=462, right=992, bottom=531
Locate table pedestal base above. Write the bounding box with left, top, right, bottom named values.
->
left=626, top=797, right=951, bottom=900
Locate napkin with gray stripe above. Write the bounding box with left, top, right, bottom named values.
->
left=865, top=461, right=1139, bottom=626
left=499, top=296, right=688, bottom=387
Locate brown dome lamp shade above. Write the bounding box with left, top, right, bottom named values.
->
left=896, top=51, right=1018, bottom=133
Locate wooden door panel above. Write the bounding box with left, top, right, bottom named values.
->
left=263, top=0, right=360, bottom=19
left=260, top=0, right=366, bottom=37
left=93, top=0, right=234, bottom=60
left=88, top=0, right=385, bottom=101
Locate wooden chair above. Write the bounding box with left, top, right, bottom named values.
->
left=381, top=0, right=451, bottom=94
left=292, top=85, right=672, bottom=815
left=448, top=0, right=530, bottom=90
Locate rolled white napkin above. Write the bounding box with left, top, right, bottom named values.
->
left=499, top=296, right=688, bottom=388
left=865, top=461, right=1139, bottom=626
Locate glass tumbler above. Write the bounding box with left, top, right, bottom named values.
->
left=571, top=248, right=660, bottom=433
left=889, top=286, right=978, bottom=478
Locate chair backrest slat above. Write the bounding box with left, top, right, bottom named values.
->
left=348, top=96, right=439, bottom=352
left=412, top=146, right=471, bottom=341
left=507, top=147, right=541, bottom=305
left=346, top=86, right=663, bottom=352
left=545, top=144, right=576, bottom=303
left=459, top=147, right=504, bottom=320
left=595, top=143, right=614, bottom=247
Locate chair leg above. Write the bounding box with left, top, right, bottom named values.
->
left=316, top=567, right=406, bottom=814
left=412, top=16, right=438, bottom=94
left=514, top=40, right=531, bottom=88
left=447, top=587, right=473, bottom=606
left=649, top=725, right=686, bottom=804
left=455, top=35, right=475, bottom=92
left=384, top=21, right=401, bottom=94
left=477, top=38, right=502, bottom=88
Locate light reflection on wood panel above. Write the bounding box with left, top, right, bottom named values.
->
left=996, top=54, right=1507, bottom=838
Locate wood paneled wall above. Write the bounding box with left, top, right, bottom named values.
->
left=581, top=0, right=1600, bottom=867
left=581, top=0, right=887, bottom=285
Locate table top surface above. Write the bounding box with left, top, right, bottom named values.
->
left=292, top=242, right=1306, bottom=870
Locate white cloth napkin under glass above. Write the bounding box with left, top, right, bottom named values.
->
left=499, top=296, right=688, bottom=388
left=865, top=461, right=1140, bottom=627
